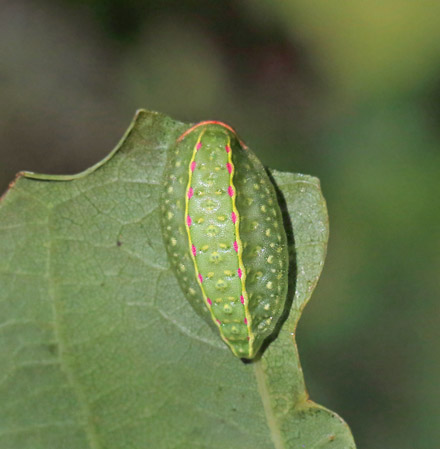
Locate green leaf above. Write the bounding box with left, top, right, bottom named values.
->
left=0, top=110, right=355, bottom=449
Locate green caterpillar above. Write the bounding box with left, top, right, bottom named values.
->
left=160, top=121, right=288, bottom=359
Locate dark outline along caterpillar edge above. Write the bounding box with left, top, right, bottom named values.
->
left=160, top=121, right=288, bottom=359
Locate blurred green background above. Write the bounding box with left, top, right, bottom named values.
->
left=1, top=1, right=439, bottom=448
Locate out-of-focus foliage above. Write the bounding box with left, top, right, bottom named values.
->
left=244, top=0, right=440, bottom=99
left=1, top=1, right=439, bottom=448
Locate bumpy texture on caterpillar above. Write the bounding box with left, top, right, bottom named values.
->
left=160, top=121, right=288, bottom=359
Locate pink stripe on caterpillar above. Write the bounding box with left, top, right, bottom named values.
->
left=226, top=162, right=233, bottom=174
left=207, top=298, right=212, bottom=306
left=231, top=212, right=237, bottom=224
left=187, top=187, right=193, bottom=199
left=191, top=161, right=196, bottom=171
left=177, top=121, right=238, bottom=142
left=228, top=186, right=234, bottom=197
left=237, top=268, right=242, bottom=278
left=240, top=295, right=244, bottom=304
left=187, top=215, right=192, bottom=227
left=196, top=142, right=202, bottom=150
left=244, top=317, right=248, bottom=325
left=225, top=145, right=231, bottom=153
left=233, top=241, right=238, bottom=252
left=198, top=273, right=203, bottom=283
left=216, top=319, right=221, bottom=325
left=192, top=244, right=197, bottom=257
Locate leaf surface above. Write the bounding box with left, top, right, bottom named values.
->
left=0, top=110, right=355, bottom=449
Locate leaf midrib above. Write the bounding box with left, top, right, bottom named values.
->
left=254, top=360, right=285, bottom=449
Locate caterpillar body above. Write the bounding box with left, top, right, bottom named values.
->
left=160, top=121, right=288, bottom=359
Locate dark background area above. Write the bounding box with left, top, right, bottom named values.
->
left=1, top=1, right=439, bottom=448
